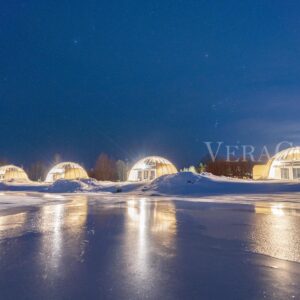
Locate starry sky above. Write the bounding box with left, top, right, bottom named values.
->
left=1, top=0, right=300, bottom=168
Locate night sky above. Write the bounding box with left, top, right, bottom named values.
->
left=1, top=1, right=299, bottom=168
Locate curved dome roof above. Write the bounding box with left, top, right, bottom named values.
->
left=128, top=156, right=177, bottom=181
left=45, top=162, right=89, bottom=183
left=271, top=147, right=300, bottom=162
left=0, top=165, right=29, bottom=182
left=132, top=156, right=176, bottom=169
left=268, top=147, right=300, bottom=180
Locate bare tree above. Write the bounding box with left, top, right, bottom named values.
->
left=203, top=157, right=254, bottom=179
left=94, top=153, right=117, bottom=181
left=27, top=161, right=48, bottom=181
left=116, top=160, right=128, bottom=181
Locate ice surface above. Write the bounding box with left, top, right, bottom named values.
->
left=0, top=194, right=300, bottom=299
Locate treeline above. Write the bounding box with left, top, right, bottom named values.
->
left=0, top=153, right=129, bottom=182
left=183, top=157, right=254, bottom=179
left=204, top=158, right=254, bottom=178
left=89, top=153, right=128, bottom=181
left=0, top=154, right=256, bottom=181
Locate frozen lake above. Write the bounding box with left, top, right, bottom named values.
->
left=0, top=193, right=300, bottom=299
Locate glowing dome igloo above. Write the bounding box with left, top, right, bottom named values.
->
left=0, top=165, right=29, bottom=182
left=128, top=156, right=177, bottom=182
left=45, top=162, right=89, bottom=183
left=268, top=147, right=300, bottom=180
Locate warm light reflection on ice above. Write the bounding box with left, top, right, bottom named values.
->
left=0, top=212, right=27, bottom=237
left=38, top=195, right=88, bottom=275
left=271, top=204, right=285, bottom=217
left=42, top=194, right=65, bottom=200
left=252, top=203, right=300, bottom=262
left=39, top=204, right=65, bottom=270
left=126, top=198, right=149, bottom=280
left=126, top=198, right=177, bottom=250
left=124, top=198, right=177, bottom=292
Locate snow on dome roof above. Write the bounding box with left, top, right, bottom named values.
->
left=0, top=165, right=29, bottom=182
left=128, top=156, right=177, bottom=181
left=271, top=147, right=300, bottom=162
left=45, top=162, right=89, bottom=183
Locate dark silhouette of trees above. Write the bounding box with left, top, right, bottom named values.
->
left=116, top=160, right=128, bottom=181
left=202, top=157, right=254, bottom=179
left=93, top=153, right=118, bottom=181
left=27, top=161, right=48, bottom=181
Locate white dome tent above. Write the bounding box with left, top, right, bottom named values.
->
left=45, top=162, right=89, bottom=183
left=128, top=156, right=177, bottom=182
left=268, top=147, right=300, bottom=180
left=0, top=165, right=29, bottom=182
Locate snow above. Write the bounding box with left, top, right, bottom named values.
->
left=142, top=172, right=300, bottom=196
left=0, top=172, right=299, bottom=197
left=46, top=179, right=89, bottom=193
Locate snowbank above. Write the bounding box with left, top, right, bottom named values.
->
left=45, top=180, right=89, bottom=193
left=0, top=181, right=46, bottom=192
left=0, top=172, right=300, bottom=196
left=141, top=172, right=300, bottom=196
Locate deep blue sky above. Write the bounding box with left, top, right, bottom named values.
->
left=0, top=0, right=300, bottom=168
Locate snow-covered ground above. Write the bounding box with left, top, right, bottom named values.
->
left=143, top=172, right=300, bottom=196
left=0, top=172, right=300, bottom=197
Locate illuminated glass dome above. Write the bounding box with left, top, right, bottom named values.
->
left=128, top=156, right=177, bottom=182
left=45, top=162, right=89, bottom=183
left=0, top=165, right=29, bottom=182
left=268, top=147, right=300, bottom=180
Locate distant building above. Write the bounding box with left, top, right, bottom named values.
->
left=0, top=165, right=29, bottom=182
left=253, top=147, right=300, bottom=180
left=128, top=156, right=177, bottom=182
left=45, top=162, right=89, bottom=183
